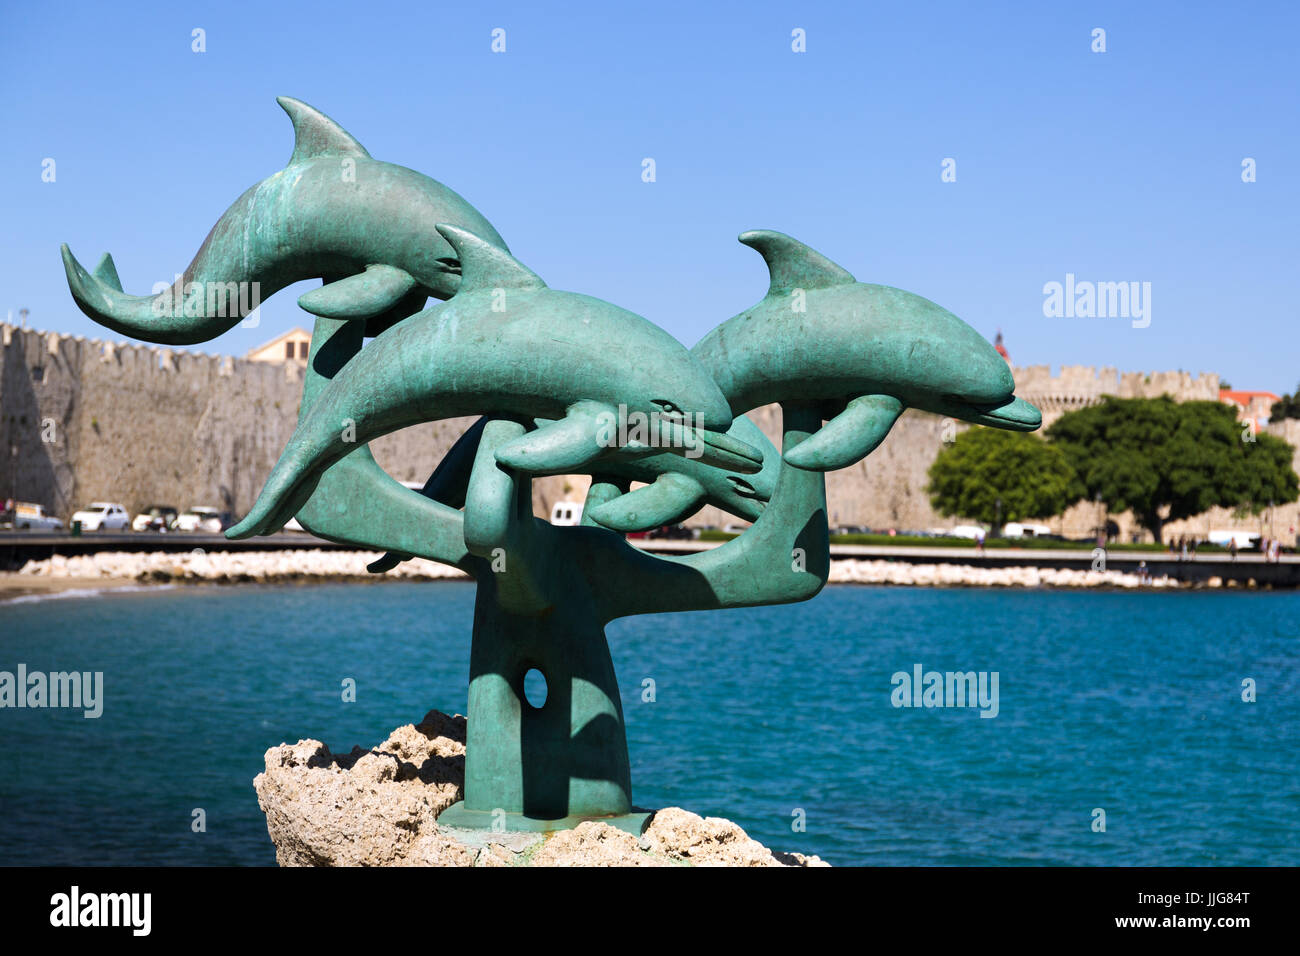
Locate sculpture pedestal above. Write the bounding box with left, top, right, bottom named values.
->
left=452, top=577, right=640, bottom=830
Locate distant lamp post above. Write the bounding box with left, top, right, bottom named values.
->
left=18, top=308, right=29, bottom=329
left=994, top=496, right=1002, bottom=535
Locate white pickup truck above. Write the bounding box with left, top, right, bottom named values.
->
left=2, top=500, right=65, bottom=531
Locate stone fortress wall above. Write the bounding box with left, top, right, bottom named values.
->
left=2, top=322, right=1296, bottom=544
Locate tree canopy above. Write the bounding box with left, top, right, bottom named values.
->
left=927, top=427, right=1075, bottom=528
left=1046, top=396, right=1298, bottom=542
left=1271, top=385, right=1300, bottom=422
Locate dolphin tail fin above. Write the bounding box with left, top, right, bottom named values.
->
left=62, top=243, right=188, bottom=342
left=783, top=394, right=904, bottom=471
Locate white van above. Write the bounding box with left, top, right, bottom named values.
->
left=550, top=501, right=584, bottom=526
left=1207, top=530, right=1260, bottom=549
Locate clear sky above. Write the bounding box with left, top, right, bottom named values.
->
left=2, top=1, right=1296, bottom=393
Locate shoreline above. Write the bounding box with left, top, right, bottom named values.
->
left=1, top=549, right=1271, bottom=601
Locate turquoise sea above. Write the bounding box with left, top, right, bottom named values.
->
left=0, top=582, right=1295, bottom=866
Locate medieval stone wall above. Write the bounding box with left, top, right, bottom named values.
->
left=0, top=323, right=576, bottom=522
left=1, top=322, right=1293, bottom=544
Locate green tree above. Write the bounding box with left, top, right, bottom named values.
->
left=1046, top=396, right=1298, bottom=543
left=927, top=427, right=1074, bottom=529
left=1271, top=384, right=1300, bottom=421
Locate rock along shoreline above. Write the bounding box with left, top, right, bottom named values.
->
left=254, top=708, right=828, bottom=867
left=8, top=548, right=1206, bottom=591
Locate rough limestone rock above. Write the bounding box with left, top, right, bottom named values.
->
left=254, top=709, right=827, bottom=867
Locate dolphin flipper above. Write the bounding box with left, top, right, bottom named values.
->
left=494, top=401, right=615, bottom=473
left=783, top=394, right=904, bottom=471
left=588, top=472, right=706, bottom=532
left=298, top=264, right=418, bottom=319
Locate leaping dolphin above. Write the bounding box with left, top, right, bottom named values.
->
left=226, top=225, right=761, bottom=539
left=693, top=230, right=1042, bottom=471
left=60, top=96, right=506, bottom=345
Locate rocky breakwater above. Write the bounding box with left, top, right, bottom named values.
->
left=16, top=549, right=467, bottom=584
left=253, top=709, right=827, bottom=867
left=15, top=549, right=1189, bottom=589
left=827, top=559, right=1181, bottom=588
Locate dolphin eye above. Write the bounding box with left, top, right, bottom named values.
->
left=652, top=399, right=685, bottom=418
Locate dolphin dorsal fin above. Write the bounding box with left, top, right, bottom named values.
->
left=277, top=96, right=371, bottom=165
left=92, top=252, right=123, bottom=292
left=436, top=224, right=546, bottom=293
left=739, top=230, right=856, bottom=297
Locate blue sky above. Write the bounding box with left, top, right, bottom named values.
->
left=2, top=1, right=1296, bottom=393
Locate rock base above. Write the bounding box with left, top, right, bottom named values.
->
left=253, top=709, right=827, bottom=867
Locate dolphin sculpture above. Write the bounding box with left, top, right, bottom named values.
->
left=226, top=225, right=761, bottom=539
left=693, top=230, right=1042, bottom=471
left=60, top=96, right=506, bottom=345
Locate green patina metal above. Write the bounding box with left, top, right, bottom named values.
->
left=62, top=98, right=1041, bottom=834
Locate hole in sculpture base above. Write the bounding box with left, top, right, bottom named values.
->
left=523, top=667, right=548, bottom=709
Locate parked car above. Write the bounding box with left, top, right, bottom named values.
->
left=71, top=502, right=130, bottom=531
left=174, top=506, right=229, bottom=533
left=132, top=505, right=179, bottom=532
left=1003, top=522, right=1052, bottom=539
left=2, top=500, right=64, bottom=531
left=647, top=524, right=696, bottom=540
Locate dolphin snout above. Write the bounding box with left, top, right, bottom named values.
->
left=959, top=395, right=1042, bottom=432
left=654, top=416, right=763, bottom=473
